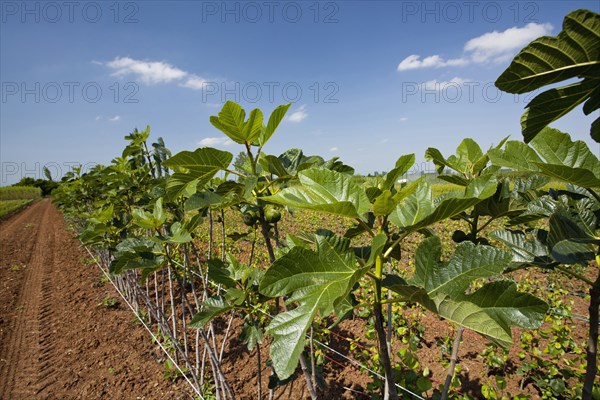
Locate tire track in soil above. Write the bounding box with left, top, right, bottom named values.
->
left=35, top=218, right=59, bottom=396
left=0, top=199, right=52, bottom=399
left=0, top=200, right=194, bottom=400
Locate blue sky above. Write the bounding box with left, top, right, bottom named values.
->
left=1, top=1, right=599, bottom=184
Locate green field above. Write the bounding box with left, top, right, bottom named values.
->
left=0, top=186, right=41, bottom=217
left=0, top=199, right=32, bottom=218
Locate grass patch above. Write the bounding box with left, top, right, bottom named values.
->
left=0, top=200, right=32, bottom=218
left=0, top=186, right=42, bottom=200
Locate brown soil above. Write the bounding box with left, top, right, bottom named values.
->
left=0, top=200, right=594, bottom=399
left=0, top=199, right=193, bottom=400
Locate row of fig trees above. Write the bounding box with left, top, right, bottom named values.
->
left=53, top=9, right=599, bottom=399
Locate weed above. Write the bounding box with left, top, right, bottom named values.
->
left=99, top=296, right=120, bottom=309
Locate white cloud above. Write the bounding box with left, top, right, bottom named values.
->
left=464, top=22, right=553, bottom=63
left=109, top=115, right=121, bottom=122
left=181, top=75, right=209, bottom=90
left=329, top=147, right=338, bottom=152
left=105, top=57, right=188, bottom=84
left=397, top=22, right=552, bottom=71
left=420, top=77, right=467, bottom=91
left=198, top=137, right=233, bottom=146
left=95, top=116, right=101, bottom=121
left=398, top=54, right=467, bottom=71
left=287, top=105, right=307, bottom=123
left=399, top=117, right=408, bottom=122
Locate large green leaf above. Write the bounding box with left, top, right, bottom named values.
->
left=372, top=190, right=396, bottom=217
left=489, top=128, right=600, bottom=188
left=531, top=128, right=600, bottom=176
left=426, top=139, right=487, bottom=176
left=530, top=128, right=600, bottom=187
left=383, top=154, right=415, bottom=190
left=184, top=181, right=245, bottom=212
left=162, top=148, right=233, bottom=198
left=415, top=237, right=512, bottom=297
left=259, top=103, right=291, bottom=147
left=242, top=108, right=264, bottom=144
left=258, top=154, right=290, bottom=178
left=185, top=190, right=236, bottom=211
left=263, top=168, right=370, bottom=219
left=490, top=229, right=552, bottom=267
left=109, top=237, right=165, bottom=275
left=496, top=10, right=600, bottom=93
left=487, top=141, right=543, bottom=171
left=190, top=298, right=233, bottom=328
left=383, top=237, right=546, bottom=347
left=278, top=148, right=304, bottom=172
left=460, top=281, right=548, bottom=330
left=132, top=198, right=166, bottom=229
left=521, top=80, right=599, bottom=142
left=259, top=235, right=367, bottom=379
left=208, top=101, right=265, bottom=145
left=548, top=211, right=597, bottom=264
left=495, top=9, right=600, bottom=141
left=165, top=222, right=192, bottom=244
left=389, top=175, right=497, bottom=232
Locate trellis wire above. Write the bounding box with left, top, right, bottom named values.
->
left=176, top=261, right=428, bottom=400
left=83, top=244, right=595, bottom=400
left=84, top=247, right=204, bottom=399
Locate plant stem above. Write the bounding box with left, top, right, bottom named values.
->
left=383, top=232, right=408, bottom=259
left=299, top=354, right=318, bottom=399
left=167, top=266, right=178, bottom=363
left=310, top=326, right=317, bottom=389
left=220, top=209, right=226, bottom=262
left=357, top=218, right=376, bottom=238
left=555, top=265, right=595, bottom=286
left=257, top=344, right=263, bottom=400
left=258, top=209, right=276, bottom=263
left=441, top=326, right=464, bottom=400
left=374, top=255, right=398, bottom=400
left=257, top=207, right=318, bottom=400
left=582, top=268, right=600, bottom=400
left=208, top=210, right=213, bottom=260
left=386, top=260, right=393, bottom=365
left=219, top=310, right=236, bottom=362
left=586, top=188, right=600, bottom=203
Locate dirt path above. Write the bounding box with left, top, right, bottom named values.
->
left=0, top=199, right=193, bottom=400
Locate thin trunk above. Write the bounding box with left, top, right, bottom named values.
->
left=373, top=300, right=398, bottom=400
left=219, top=311, right=236, bottom=363
left=385, top=264, right=393, bottom=400
left=196, top=329, right=201, bottom=378
left=258, top=209, right=318, bottom=399
left=146, top=280, right=152, bottom=324
left=220, top=209, right=226, bottom=262
left=310, top=326, right=316, bottom=389
left=180, top=278, right=189, bottom=359
left=199, top=328, right=234, bottom=399
left=208, top=210, right=213, bottom=260
left=298, top=355, right=318, bottom=399
left=582, top=272, right=600, bottom=400
left=274, top=222, right=280, bottom=248
left=161, top=269, right=166, bottom=316
left=441, top=326, right=464, bottom=400
left=258, top=209, right=276, bottom=262
left=200, top=344, right=207, bottom=386
left=249, top=229, right=257, bottom=267
left=374, top=253, right=398, bottom=400
left=386, top=260, right=393, bottom=357
left=257, top=345, right=263, bottom=400
left=167, top=266, right=178, bottom=363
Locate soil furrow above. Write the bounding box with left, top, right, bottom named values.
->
left=0, top=199, right=192, bottom=400
left=0, top=200, right=49, bottom=399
